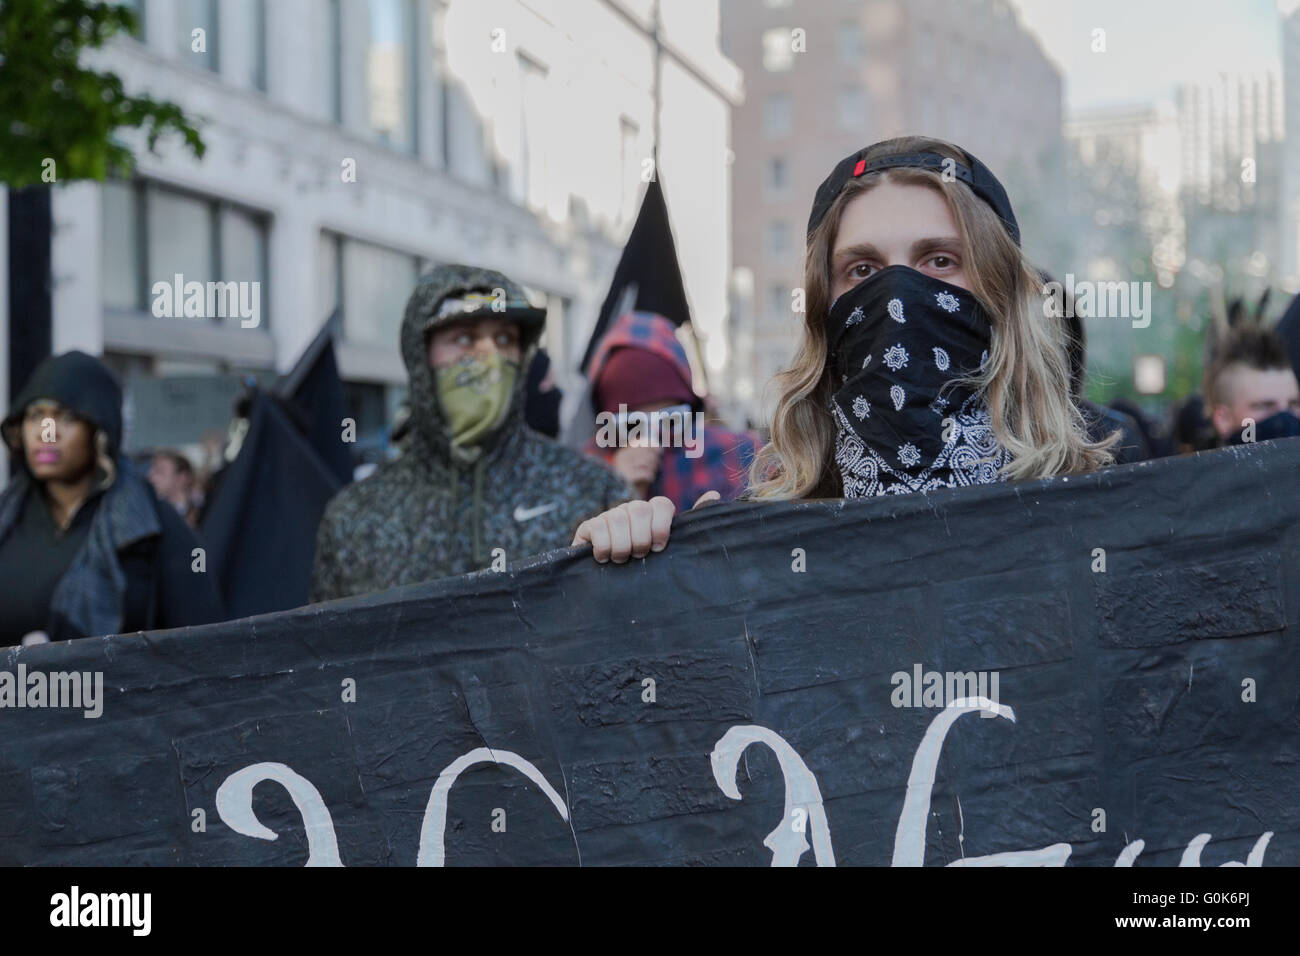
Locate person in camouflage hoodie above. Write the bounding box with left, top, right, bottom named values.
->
left=310, top=264, right=630, bottom=602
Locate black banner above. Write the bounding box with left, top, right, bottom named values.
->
left=2, top=439, right=1297, bottom=866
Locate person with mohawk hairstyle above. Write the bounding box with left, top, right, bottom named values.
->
left=310, top=265, right=631, bottom=602
left=1202, top=295, right=1300, bottom=447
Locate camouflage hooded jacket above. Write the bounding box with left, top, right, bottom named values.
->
left=310, top=265, right=631, bottom=602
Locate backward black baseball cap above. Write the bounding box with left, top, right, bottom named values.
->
left=806, top=145, right=1021, bottom=247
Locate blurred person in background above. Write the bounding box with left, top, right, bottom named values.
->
left=1170, top=394, right=1219, bottom=454
left=523, top=348, right=563, bottom=439
left=583, top=311, right=758, bottom=508
left=0, top=352, right=224, bottom=646
left=1202, top=322, right=1300, bottom=446
left=310, top=265, right=630, bottom=602
left=194, top=428, right=228, bottom=513
left=1106, top=397, right=1170, bottom=459
left=148, top=449, right=199, bottom=526
left=1058, top=303, right=1152, bottom=464
left=196, top=389, right=255, bottom=526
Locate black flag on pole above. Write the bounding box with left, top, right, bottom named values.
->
left=274, top=315, right=353, bottom=486
left=198, top=321, right=349, bottom=617
left=579, top=175, right=692, bottom=373
left=198, top=391, right=342, bottom=618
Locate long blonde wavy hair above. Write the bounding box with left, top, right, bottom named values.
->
left=748, top=136, right=1116, bottom=500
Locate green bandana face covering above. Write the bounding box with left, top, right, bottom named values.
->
left=435, top=352, right=519, bottom=450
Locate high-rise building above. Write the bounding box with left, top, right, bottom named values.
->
left=1176, top=72, right=1282, bottom=295
left=1179, top=73, right=1283, bottom=212
left=721, top=0, right=1064, bottom=420
left=1064, top=75, right=1284, bottom=401
left=1064, top=103, right=1185, bottom=284
left=1062, top=103, right=1185, bottom=383
left=1277, top=2, right=1300, bottom=291
left=5, top=0, right=742, bottom=462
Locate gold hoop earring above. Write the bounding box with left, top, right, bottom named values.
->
left=94, top=431, right=117, bottom=491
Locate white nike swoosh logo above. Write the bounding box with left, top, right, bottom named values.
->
left=513, top=502, right=558, bottom=522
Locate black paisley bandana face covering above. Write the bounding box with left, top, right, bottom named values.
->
left=827, top=265, right=1011, bottom=497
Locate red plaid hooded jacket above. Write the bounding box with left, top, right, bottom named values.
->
left=584, top=312, right=760, bottom=510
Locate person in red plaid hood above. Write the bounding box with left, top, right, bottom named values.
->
left=583, top=312, right=759, bottom=510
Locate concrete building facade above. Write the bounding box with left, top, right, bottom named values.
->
left=9, top=0, right=741, bottom=460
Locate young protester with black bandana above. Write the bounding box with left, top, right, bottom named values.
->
left=573, top=136, right=1118, bottom=562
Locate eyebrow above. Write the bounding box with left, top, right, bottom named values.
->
left=831, top=236, right=963, bottom=266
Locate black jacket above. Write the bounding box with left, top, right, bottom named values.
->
left=0, top=466, right=224, bottom=640
left=1080, top=399, right=1152, bottom=465
left=0, top=352, right=224, bottom=640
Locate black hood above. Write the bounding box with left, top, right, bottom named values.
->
left=2, top=351, right=124, bottom=464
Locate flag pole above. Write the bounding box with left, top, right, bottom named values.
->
left=649, top=0, right=711, bottom=397
left=652, top=0, right=661, bottom=165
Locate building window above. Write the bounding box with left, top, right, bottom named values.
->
left=763, top=93, right=792, bottom=139
left=837, top=22, right=864, bottom=63
left=117, top=0, right=146, bottom=40
left=439, top=76, right=451, bottom=168
left=837, top=87, right=865, bottom=130
left=762, top=28, right=794, bottom=72
left=102, top=180, right=270, bottom=329
left=331, top=234, right=420, bottom=346
left=545, top=293, right=577, bottom=384
left=317, top=231, right=342, bottom=327
left=516, top=52, right=549, bottom=209
left=102, top=180, right=145, bottom=311
left=176, top=0, right=218, bottom=72
left=343, top=382, right=391, bottom=454
left=328, top=0, right=343, bottom=123
left=919, top=89, right=936, bottom=132
left=768, top=283, right=789, bottom=319
left=146, top=188, right=215, bottom=300
left=219, top=205, right=267, bottom=299
left=366, top=0, right=417, bottom=152
left=766, top=221, right=790, bottom=258
left=251, top=0, right=267, bottom=91
left=766, top=156, right=789, bottom=196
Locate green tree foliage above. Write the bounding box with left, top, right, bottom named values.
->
left=0, top=0, right=204, bottom=186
